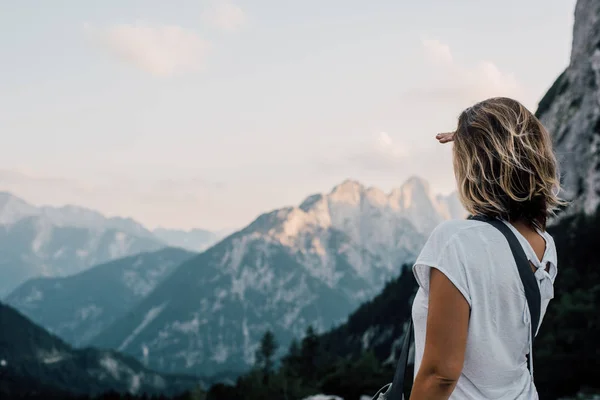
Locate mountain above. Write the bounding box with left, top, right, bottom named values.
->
left=92, top=177, right=465, bottom=378
left=153, top=228, right=221, bottom=252
left=201, top=265, right=417, bottom=400
left=530, top=1, right=600, bottom=398
left=0, top=216, right=165, bottom=297
left=392, top=177, right=465, bottom=234
left=0, top=302, right=201, bottom=397
left=0, top=193, right=166, bottom=296
left=0, top=192, right=154, bottom=237
left=535, top=0, right=600, bottom=220
left=5, top=248, right=195, bottom=347
left=0, top=192, right=38, bottom=225
left=318, top=263, right=417, bottom=364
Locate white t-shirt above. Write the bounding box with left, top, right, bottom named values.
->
left=412, top=219, right=557, bottom=400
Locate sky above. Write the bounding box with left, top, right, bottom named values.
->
left=0, top=0, right=577, bottom=231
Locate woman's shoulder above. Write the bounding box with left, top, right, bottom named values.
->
left=427, top=218, right=490, bottom=244
left=416, top=219, right=490, bottom=264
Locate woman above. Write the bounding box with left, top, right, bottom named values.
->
left=410, top=97, right=564, bottom=399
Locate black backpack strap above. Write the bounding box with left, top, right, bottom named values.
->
left=469, top=215, right=542, bottom=370
left=387, top=319, right=413, bottom=400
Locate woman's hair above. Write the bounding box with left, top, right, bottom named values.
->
left=452, top=97, right=565, bottom=230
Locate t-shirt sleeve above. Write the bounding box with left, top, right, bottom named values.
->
left=412, top=224, right=472, bottom=307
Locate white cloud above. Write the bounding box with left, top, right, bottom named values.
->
left=338, top=132, right=411, bottom=172
left=85, top=22, right=209, bottom=76
left=377, top=131, right=393, bottom=146
left=422, top=39, right=453, bottom=65
left=413, top=37, right=529, bottom=108
left=374, top=132, right=408, bottom=159
left=316, top=38, right=530, bottom=195
left=202, top=1, right=246, bottom=32
left=315, top=129, right=456, bottom=195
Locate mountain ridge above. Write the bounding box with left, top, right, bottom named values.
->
left=0, top=301, right=201, bottom=397
left=0, top=192, right=220, bottom=295
left=5, top=247, right=196, bottom=347
left=536, top=0, right=600, bottom=220
left=91, top=177, right=465, bottom=378
left=0, top=191, right=153, bottom=237
left=153, top=227, right=221, bottom=252
left=0, top=216, right=165, bottom=296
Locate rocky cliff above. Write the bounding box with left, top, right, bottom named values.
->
left=536, top=0, right=600, bottom=219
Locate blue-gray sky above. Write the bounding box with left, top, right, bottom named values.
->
left=0, top=0, right=576, bottom=231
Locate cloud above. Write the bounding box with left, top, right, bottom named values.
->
left=313, top=38, right=531, bottom=195
left=410, top=37, right=528, bottom=108
left=202, top=1, right=246, bottom=32
left=373, top=131, right=409, bottom=160
left=422, top=39, right=453, bottom=65
left=324, top=132, right=410, bottom=172
left=85, top=22, right=209, bottom=76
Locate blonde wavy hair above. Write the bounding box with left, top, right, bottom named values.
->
left=452, top=97, right=565, bottom=230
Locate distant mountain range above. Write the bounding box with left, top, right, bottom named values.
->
left=0, top=192, right=154, bottom=236
left=0, top=301, right=201, bottom=397
left=2, top=177, right=465, bottom=381
left=153, top=228, right=222, bottom=252
left=5, top=248, right=195, bottom=347
left=90, top=177, right=465, bottom=378
left=0, top=192, right=219, bottom=296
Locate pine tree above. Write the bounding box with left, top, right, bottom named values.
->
left=282, top=338, right=301, bottom=375
left=299, top=325, right=320, bottom=383
left=255, top=329, right=278, bottom=382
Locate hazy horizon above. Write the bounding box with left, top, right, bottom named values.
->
left=0, top=0, right=577, bottom=230
left=1, top=175, right=455, bottom=233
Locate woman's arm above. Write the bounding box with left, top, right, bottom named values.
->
left=409, top=268, right=470, bottom=400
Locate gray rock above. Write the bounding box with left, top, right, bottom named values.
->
left=536, top=0, right=600, bottom=219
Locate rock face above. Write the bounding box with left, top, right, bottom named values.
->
left=5, top=248, right=195, bottom=347
left=92, top=177, right=465, bottom=378
left=536, top=0, right=600, bottom=219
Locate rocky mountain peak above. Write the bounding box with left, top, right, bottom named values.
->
left=570, top=0, right=600, bottom=65
left=394, top=176, right=432, bottom=209
left=0, top=192, right=38, bottom=225
left=329, top=179, right=365, bottom=205
left=536, top=0, right=600, bottom=219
